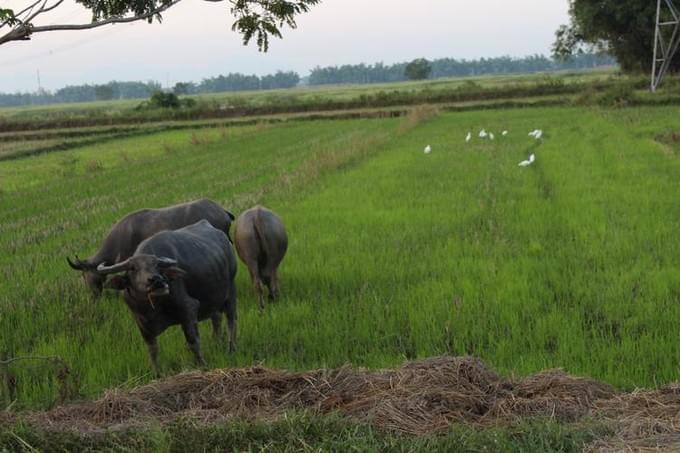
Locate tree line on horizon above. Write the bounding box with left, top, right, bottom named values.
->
left=0, top=52, right=613, bottom=108
left=308, top=52, right=613, bottom=85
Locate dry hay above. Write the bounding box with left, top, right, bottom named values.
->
left=587, top=384, right=680, bottom=451
left=488, top=368, right=615, bottom=424
left=4, top=356, right=680, bottom=450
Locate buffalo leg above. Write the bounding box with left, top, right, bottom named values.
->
left=262, top=273, right=275, bottom=302
left=225, top=284, right=237, bottom=353
left=181, top=320, right=205, bottom=367
left=210, top=312, right=223, bottom=340
left=245, top=260, right=265, bottom=310
left=255, top=278, right=265, bottom=309
left=144, top=336, right=159, bottom=375
left=269, top=268, right=281, bottom=300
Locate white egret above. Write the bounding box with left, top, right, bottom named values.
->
left=424, top=145, right=432, bottom=154
left=528, top=129, right=543, bottom=139
left=489, top=132, right=495, bottom=140
left=479, top=129, right=487, bottom=138
left=518, top=153, right=536, bottom=167
left=465, top=132, right=472, bottom=142
left=502, top=130, right=508, bottom=136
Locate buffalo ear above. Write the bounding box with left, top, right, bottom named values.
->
left=226, top=210, right=235, bottom=221
left=105, top=275, right=129, bottom=291
left=161, top=266, right=187, bottom=280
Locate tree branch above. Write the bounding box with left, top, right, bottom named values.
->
left=39, top=0, right=66, bottom=16
left=11, top=0, right=42, bottom=22
left=0, top=0, right=319, bottom=49
left=23, top=0, right=63, bottom=26
left=0, top=0, right=181, bottom=45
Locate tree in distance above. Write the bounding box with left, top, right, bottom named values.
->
left=404, top=58, right=432, bottom=81
left=552, top=0, right=678, bottom=73
left=0, top=0, right=320, bottom=48
left=94, top=84, right=115, bottom=101
left=173, top=82, right=193, bottom=95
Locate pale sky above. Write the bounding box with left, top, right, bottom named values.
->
left=0, top=0, right=570, bottom=92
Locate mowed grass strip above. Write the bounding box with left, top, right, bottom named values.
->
left=2, top=106, right=680, bottom=410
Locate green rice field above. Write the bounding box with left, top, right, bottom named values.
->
left=2, top=101, right=680, bottom=415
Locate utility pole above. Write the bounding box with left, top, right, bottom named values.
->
left=36, top=69, right=42, bottom=92
left=652, top=0, right=680, bottom=91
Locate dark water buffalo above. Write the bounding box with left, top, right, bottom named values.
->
left=96, top=220, right=237, bottom=372
left=67, top=199, right=234, bottom=298
left=233, top=206, right=288, bottom=309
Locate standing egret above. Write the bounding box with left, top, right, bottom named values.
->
left=479, top=129, right=488, bottom=138
left=489, top=132, right=495, bottom=140
left=465, top=132, right=472, bottom=142
left=502, top=130, right=508, bottom=136
left=424, top=145, right=432, bottom=154
left=518, top=153, right=536, bottom=167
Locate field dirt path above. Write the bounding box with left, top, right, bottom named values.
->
left=2, top=356, right=679, bottom=451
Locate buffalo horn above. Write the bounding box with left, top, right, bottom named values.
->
left=67, top=255, right=91, bottom=271
left=157, top=257, right=178, bottom=268
left=96, top=259, right=131, bottom=275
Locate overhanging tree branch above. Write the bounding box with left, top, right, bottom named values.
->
left=10, top=0, right=42, bottom=23
left=0, top=0, right=320, bottom=48
left=0, top=0, right=180, bottom=45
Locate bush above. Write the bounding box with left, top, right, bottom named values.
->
left=136, top=91, right=197, bottom=110
left=150, top=91, right=180, bottom=108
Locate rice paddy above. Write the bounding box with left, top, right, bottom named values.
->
left=2, top=94, right=680, bottom=449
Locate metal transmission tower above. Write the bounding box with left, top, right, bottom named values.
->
left=652, top=0, right=680, bottom=91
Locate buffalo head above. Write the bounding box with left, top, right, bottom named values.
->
left=96, top=255, right=186, bottom=299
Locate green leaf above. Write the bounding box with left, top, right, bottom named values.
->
left=0, top=7, right=18, bottom=26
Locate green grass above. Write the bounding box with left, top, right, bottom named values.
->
left=2, top=104, right=680, bottom=414
left=0, top=412, right=609, bottom=452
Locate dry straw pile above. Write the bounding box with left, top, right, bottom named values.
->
left=4, top=356, right=680, bottom=450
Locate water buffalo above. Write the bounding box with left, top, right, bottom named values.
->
left=96, top=220, right=237, bottom=372
left=233, top=206, right=288, bottom=309
left=67, top=199, right=235, bottom=298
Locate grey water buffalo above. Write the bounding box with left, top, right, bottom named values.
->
left=96, top=220, right=237, bottom=372
left=67, top=199, right=234, bottom=298
left=233, top=206, right=288, bottom=309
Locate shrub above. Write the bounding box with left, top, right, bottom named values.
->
left=149, top=91, right=180, bottom=109
left=136, top=92, right=197, bottom=110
